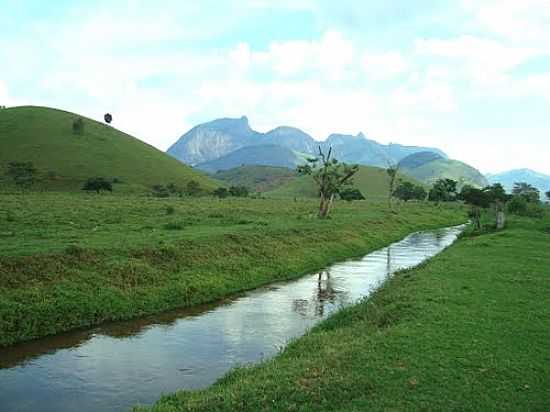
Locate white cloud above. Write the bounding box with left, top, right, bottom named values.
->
left=362, top=51, right=409, bottom=79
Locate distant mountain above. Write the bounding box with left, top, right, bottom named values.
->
left=399, top=152, right=488, bottom=188
left=195, top=144, right=305, bottom=173
left=0, top=106, right=218, bottom=192
left=167, top=116, right=447, bottom=171
left=487, top=169, right=550, bottom=199
left=213, top=165, right=296, bottom=193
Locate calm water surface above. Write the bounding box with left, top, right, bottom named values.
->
left=0, top=225, right=464, bottom=412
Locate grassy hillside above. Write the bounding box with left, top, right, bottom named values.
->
left=267, top=165, right=422, bottom=200
left=0, top=106, right=218, bottom=192
left=0, top=193, right=464, bottom=346
left=141, top=212, right=550, bottom=412
left=401, top=156, right=488, bottom=188
left=212, top=165, right=296, bottom=192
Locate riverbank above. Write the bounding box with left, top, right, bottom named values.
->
left=140, top=213, right=550, bottom=411
left=0, top=194, right=464, bottom=346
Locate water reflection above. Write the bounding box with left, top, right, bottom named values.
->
left=0, top=225, right=464, bottom=412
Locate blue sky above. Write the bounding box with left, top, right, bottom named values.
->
left=1, top=0, right=550, bottom=174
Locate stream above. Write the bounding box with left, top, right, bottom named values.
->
left=0, top=225, right=464, bottom=412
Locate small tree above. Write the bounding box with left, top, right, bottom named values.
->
left=213, top=187, right=229, bottom=198
left=228, top=185, right=249, bottom=197
left=297, top=146, right=358, bottom=218
left=394, top=181, right=427, bottom=202
left=185, top=180, right=202, bottom=196
left=72, top=118, right=85, bottom=135
left=82, top=177, right=113, bottom=193
left=429, top=178, right=458, bottom=202
left=386, top=161, right=399, bottom=210
left=484, top=183, right=510, bottom=229
left=460, top=185, right=490, bottom=230
left=104, top=113, right=113, bottom=124
left=512, top=182, right=540, bottom=203
left=6, top=161, right=38, bottom=190
left=339, top=188, right=365, bottom=201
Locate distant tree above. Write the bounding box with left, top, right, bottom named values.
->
left=297, top=146, right=358, bottom=218
left=228, top=185, right=249, bottom=197
left=185, top=180, right=202, bottom=196
left=339, top=188, right=365, bottom=201
left=82, top=177, right=112, bottom=193
left=429, top=178, right=458, bottom=202
left=512, top=182, right=540, bottom=203
left=151, top=184, right=170, bottom=198
left=213, top=187, right=229, bottom=198
left=484, top=183, right=510, bottom=229
left=6, top=161, right=38, bottom=190
left=460, top=185, right=490, bottom=230
left=394, top=181, right=427, bottom=202
left=386, top=161, right=400, bottom=210
left=104, top=113, right=113, bottom=124
left=72, top=117, right=85, bottom=135
left=0, top=105, right=6, bottom=109
left=166, top=182, right=182, bottom=196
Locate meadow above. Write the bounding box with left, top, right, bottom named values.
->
left=0, top=193, right=465, bottom=346
left=139, top=212, right=550, bottom=412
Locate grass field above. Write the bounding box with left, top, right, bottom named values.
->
left=139, top=212, right=550, bottom=412
left=0, top=193, right=464, bottom=346
left=0, top=106, right=218, bottom=192
left=266, top=165, right=422, bottom=200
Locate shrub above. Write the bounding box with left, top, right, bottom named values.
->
left=229, top=185, right=249, bottom=197
left=507, top=196, right=528, bottom=215
left=82, top=177, right=113, bottom=193
left=339, top=188, right=365, bottom=201
left=213, top=187, right=229, bottom=199
left=185, top=180, right=202, bottom=196
left=151, top=185, right=170, bottom=198
left=165, top=206, right=175, bottom=215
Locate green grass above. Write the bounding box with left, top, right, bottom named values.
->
left=0, top=193, right=464, bottom=346
left=139, top=212, right=550, bottom=412
left=402, top=157, right=488, bottom=188
left=212, top=165, right=296, bottom=193
left=266, top=165, right=422, bottom=200
left=0, top=106, right=218, bottom=192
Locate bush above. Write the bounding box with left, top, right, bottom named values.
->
left=339, top=188, right=365, bottom=201
left=394, top=181, right=427, bottom=201
left=185, top=180, right=202, bottom=196
left=229, top=185, right=249, bottom=197
left=165, top=206, right=175, bottom=215
left=82, top=177, right=113, bottom=193
left=507, top=196, right=528, bottom=215
left=213, top=187, right=229, bottom=199
left=151, top=184, right=170, bottom=198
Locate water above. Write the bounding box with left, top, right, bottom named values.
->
left=0, top=225, right=464, bottom=412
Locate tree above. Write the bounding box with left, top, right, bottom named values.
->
left=213, top=187, right=229, bottom=198
left=72, top=118, right=85, bottom=135
left=104, top=113, right=113, bottom=124
left=394, top=181, right=427, bottom=202
left=386, top=161, right=400, bottom=210
left=6, top=161, right=38, bottom=189
left=151, top=184, right=170, bottom=198
left=339, top=188, right=365, bottom=201
left=546, top=190, right=550, bottom=201
left=429, top=178, right=458, bottom=202
left=297, top=146, right=358, bottom=218
left=512, top=182, right=540, bottom=203
left=185, top=180, right=202, bottom=196
left=460, top=185, right=490, bottom=230
left=228, top=185, right=249, bottom=197
left=484, top=183, right=510, bottom=229
left=82, top=177, right=113, bottom=193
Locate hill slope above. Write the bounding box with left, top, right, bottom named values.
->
left=487, top=169, right=550, bottom=199
left=212, top=165, right=296, bottom=193
left=399, top=152, right=488, bottom=188
left=266, top=165, right=422, bottom=200
left=0, top=106, right=218, bottom=192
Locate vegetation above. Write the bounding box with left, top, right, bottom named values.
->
left=139, top=212, right=550, bottom=412
left=428, top=178, right=458, bottom=202
left=460, top=183, right=509, bottom=230
left=0, top=193, right=464, bottom=346
left=4, top=161, right=38, bottom=189
left=213, top=187, right=229, bottom=198
left=512, top=182, right=540, bottom=203
left=393, top=181, right=427, bottom=202
left=0, top=106, right=218, bottom=193
left=297, top=147, right=359, bottom=218
left=339, top=188, right=365, bottom=202
left=386, top=161, right=399, bottom=210
left=228, top=185, right=249, bottom=197
left=82, top=177, right=113, bottom=193
left=212, top=165, right=296, bottom=193
left=72, top=117, right=85, bottom=135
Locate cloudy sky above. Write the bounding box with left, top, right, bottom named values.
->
left=1, top=0, right=549, bottom=174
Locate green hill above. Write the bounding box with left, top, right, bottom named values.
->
left=0, top=106, right=218, bottom=192
left=266, top=165, right=422, bottom=200
left=212, top=165, right=296, bottom=192
left=400, top=153, right=488, bottom=188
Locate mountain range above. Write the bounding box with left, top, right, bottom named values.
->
left=167, top=116, right=488, bottom=187
left=487, top=169, right=550, bottom=200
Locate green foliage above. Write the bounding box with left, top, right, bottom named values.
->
left=393, top=181, right=427, bottom=202
left=82, top=177, right=113, bottom=193
left=429, top=178, right=458, bottom=202
left=508, top=196, right=545, bottom=218
left=5, top=161, right=38, bottom=189
left=228, top=185, right=249, bottom=197
left=213, top=165, right=295, bottom=193
left=72, top=117, right=85, bottom=135
left=512, top=182, right=540, bottom=203
left=185, top=180, right=202, bottom=196
left=339, top=188, right=365, bottom=201
left=151, top=184, right=170, bottom=198
left=213, top=187, right=229, bottom=198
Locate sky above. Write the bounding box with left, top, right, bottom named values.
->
left=1, top=0, right=550, bottom=174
